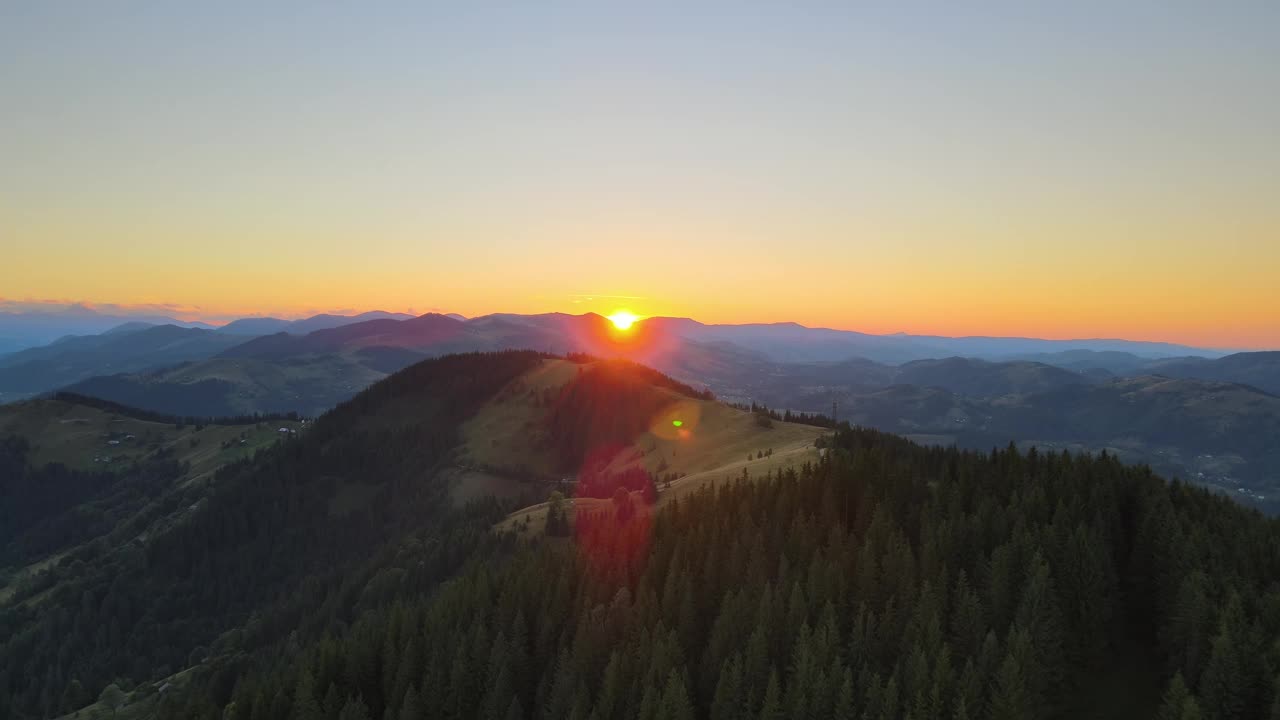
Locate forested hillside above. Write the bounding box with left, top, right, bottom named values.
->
left=0, top=352, right=550, bottom=719
left=6, top=354, right=1279, bottom=720
left=176, top=428, right=1279, bottom=720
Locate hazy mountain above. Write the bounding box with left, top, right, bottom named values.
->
left=1022, top=350, right=1280, bottom=396
left=215, top=317, right=293, bottom=335
left=282, top=310, right=415, bottom=335
left=0, top=325, right=251, bottom=400
left=644, top=316, right=1225, bottom=363
left=71, top=313, right=736, bottom=416
left=0, top=307, right=215, bottom=350
left=644, top=317, right=951, bottom=363
left=1143, top=351, right=1280, bottom=396
left=792, top=375, right=1280, bottom=508
left=216, top=311, right=417, bottom=336
left=1008, top=349, right=1159, bottom=374
left=223, top=313, right=474, bottom=358
left=700, top=355, right=1091, bottom=409
left=101, top=321, right=161, bottom=336
left=66, top=351, right=399, bottom=418
left=894, top=357, right=1091, bottom=396
left=25, top=313, right=1277, bottom=505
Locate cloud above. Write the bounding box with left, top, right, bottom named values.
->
left=0, top=297, right=199, bottom=317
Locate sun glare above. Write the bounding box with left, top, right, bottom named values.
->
left=608, top=310, right=639, bottom=331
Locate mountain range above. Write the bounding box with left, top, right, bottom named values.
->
left=0, top=306, right=215, bottom=352
left=3, top=350, right=1279, bottom=719
left=3, top=310, right=1278, bottom=510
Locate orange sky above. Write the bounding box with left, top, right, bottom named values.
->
left=3, top=4, right=1277, bottom=350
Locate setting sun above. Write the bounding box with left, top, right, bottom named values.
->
left=607, top=310, right=639, bottom=331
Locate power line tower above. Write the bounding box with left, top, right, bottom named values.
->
left=831, top=398, right=838, bottom=426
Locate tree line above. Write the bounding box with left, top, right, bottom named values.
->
left=183, top=427, right=1280, bottom=720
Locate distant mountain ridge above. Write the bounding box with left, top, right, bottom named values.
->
left=215, top=311, right=417, bottom=335
left=0, top=325, right=249, bottom=401
left=644, top=316, right=1231, bottom=363
left=0, top=308, right=215, bottom=350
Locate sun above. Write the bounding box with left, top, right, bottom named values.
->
left=607, top=310, right=639, bottom=331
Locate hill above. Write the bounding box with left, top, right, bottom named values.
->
left=0, top=307, right=215, bottom=351
left=1, top=352, right=826, bottom=718
left=1144, top=351, right=1280, bottom=396
left=0, top=395, right=301, bottom=607
left=0, top=325, right=254, bottom=402
left=4, top=352, right=1279, bottom=720
left=60, top=313, right=744, bottom=418
left=213, top=428, right=1280, bottom=720
left=644, top=316, right=1224, bottom=363
left=894, top=357, right=1089, bottom=396
left=47, top=325, right=1279, bottom=514
left=463, top=358, right=822, bottom=529
left=65, top=350, right=403, bottom=418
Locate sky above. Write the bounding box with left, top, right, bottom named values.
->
left=2, top=2, right=1277, bottom=349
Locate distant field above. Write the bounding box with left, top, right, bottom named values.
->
left=0, top=398, right=303, bottom=483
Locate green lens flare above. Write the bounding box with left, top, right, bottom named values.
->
left=672, top=420, right=683, bottom=427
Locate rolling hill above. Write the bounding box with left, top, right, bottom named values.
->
left=823, top=376, right=1280, bottom=510
left=64, top=351, right=398, bottom=418
left=0, top=306, right=215, bottom=351
left=4, top=352, right=1277, bottom=720
left=61, top=313, right=746, bottom=417
left=38, top=320, right=1279, bottom=513
left=0, top=325, right=255, bottom=402
left=645, top=316, right=1225, bottom=363
left=1, top=351, right=825, bottom=718
left=1143, top=351, right=1280, bottom=396
left=0, top=395, right=301, bottom=605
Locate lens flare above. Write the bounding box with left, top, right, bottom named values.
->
left=607, top=310, right=639, bottom=330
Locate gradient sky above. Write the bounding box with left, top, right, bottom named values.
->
left=3, top=3, right=1277, bottom=348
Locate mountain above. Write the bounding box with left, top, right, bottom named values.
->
left=644, top=316, right=1226, bottom=363
left=215, top=317, right=293, bottom=335
left=55, top=313, right=705, bottom=417
left=823, top=375, right=1280, bottom=509
left=0, top=307, right=215, bottom=350
left=0, top=352, right=820, bottom=718
left=101, top=321, right=160, bottom=335
left=215, top=311, right=419, bottom=336
left=282, top=310, right=415, bottom=335
left=1143, top=351, right=1280, bottom=396
left=66, top=313, right=754, bottom=417
left=1010, top=349, right=1162, bottom=375
left=644, top=317, right=951, bottom=364
left=66, top=350, right=406, bottom=417
left=893, top=357, right=1091, bottom=396
left=50, top=317, right=1277, bottom=508
left=222, top=313, right=475, bottom=358
left=0, top=325, right=256, bottom=402
left=5, top=353, right=1279, bottom=719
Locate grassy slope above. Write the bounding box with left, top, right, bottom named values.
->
left=485, top=359, right=823, bottom=533
left=0, top=398, right=300, bottom=481
left=0, top=399, right=302, bottom=604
